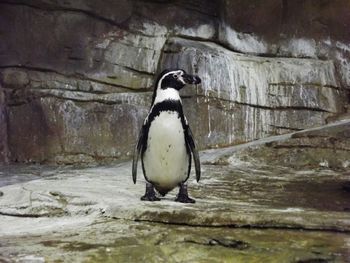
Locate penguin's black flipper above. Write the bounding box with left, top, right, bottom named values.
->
left=185, top=126, right=201, bottom=182
left=132, top=125, right=146, bottom=184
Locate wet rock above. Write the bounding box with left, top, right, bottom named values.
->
left=163, top=38, right=342, bottom=110
left=1, top=145, right=350, bottom=232
left=255, top=120, right=350, bottom=169
left=207, top=119, right=349, bottom=170
left=0, top=153, right=350, bottom=261
left=163, top=37, right=345, bottom=147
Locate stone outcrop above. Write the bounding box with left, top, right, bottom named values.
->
left=163, top=37, right=345, bottom=147
left=0, top=0, right=349, bottom=163
left=202, top=119, right=350, bottom=170
left=256, top=120, right=350, bottom=169
left=0, top=84, right=8, bottom=163
left=1, top=142, right=350, bottom=261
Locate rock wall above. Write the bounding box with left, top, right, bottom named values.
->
left=0, top=83, right=8, bottom=162
left=236, top=120, right=350, bottom=169
left=163, top=37, right=344, bottom=147
left=0, top=0, right=349, bottom=163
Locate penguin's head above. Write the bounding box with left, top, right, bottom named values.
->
left=156, top=69, right=201, bottom=91
left=151, top=69, right=201, bottom=105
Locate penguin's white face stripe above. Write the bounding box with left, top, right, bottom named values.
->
left=176, top=74, right=187, bottom=85
left=156, top=70, right=184, bottom=90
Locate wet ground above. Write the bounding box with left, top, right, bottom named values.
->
left=0, top=132, right=350, bottom=262
left=200, top=162, right=350, bottom=213
left=1, top=219, right=350, bottom=263
left=0, top=164, right=61, bottom=187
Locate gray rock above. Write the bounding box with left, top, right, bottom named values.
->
left=0, top=141, right=350, bottom=261
left=164, top=38, right=346, bottom=147
left=0, top=1, right=350, bottom=163
left=0, top=84, right=8, bottom=163
left=214, top=119, right=350, bottom=169
left=7, top=95, right=150, bottom=164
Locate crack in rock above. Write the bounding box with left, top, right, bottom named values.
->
left=183, top=237, right=250, bottom=250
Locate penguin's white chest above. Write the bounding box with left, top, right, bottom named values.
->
left=143, top=111, right=189, bottom=190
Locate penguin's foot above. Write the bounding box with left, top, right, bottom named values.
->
left=175, top=194, right=195, bottom=203
left=141, top=194, right=160, bottom=201
left=175, top=183, right=195, bottom=203
left=141, top=182, right=160, bottom=202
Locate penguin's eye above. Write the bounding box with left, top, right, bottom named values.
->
left=173, top=74, right=178, bottom=79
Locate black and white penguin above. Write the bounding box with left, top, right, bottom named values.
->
left=132, top=69, right=201, bottom=203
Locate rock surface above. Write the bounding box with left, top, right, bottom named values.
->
left=204, top=119, right=350, bottom=170
left=0, top=84, right=8, bottom=163
left=163, top=37, right=345, bottom=147
left=0, top=0, right=349, bottom=163
left=0, top=121, right=349, bottom=262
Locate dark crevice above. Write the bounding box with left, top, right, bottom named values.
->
left=268, top=144, right=350, bottom=151
left=110, top=216, right=350, bottom=233
left=269, top=82, right=340, bottom=90
left=0, top=65, right=148, bottom=92
left=0, top=211, right=49, bottom=218
left=170, top=33, right=216, bottom=43
left=269, top=125, right=304, bottom=131
left=5, top=88, right=152, bottom=106
left=83, top=76, right=152, bottom=92
left=7, top=93, right=144, bottom=107
left=67, top=56, right=84, bottom=61
left=122, top=65, right=155, bottom=77
left=4, top=86, right=116, bottom=96
left=0, top=64, right=57, bottom=74
left=183, top=238, right=249, bottom=250
left=183, top=94, right=331, bottom=113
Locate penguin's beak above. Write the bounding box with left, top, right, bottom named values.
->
left=182, top=74, right=201, bottom=85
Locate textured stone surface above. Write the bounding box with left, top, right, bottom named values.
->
left=7, top=94, right=150, bottom=164
left=0, top=0, right=349, bottom=163
left=0, top=84, right=8, bottom=163
left=0, top=134, right=350, bottom=261
left=260, top=120, right=350, bottom=169
left=209, top=119, right=350, bottom=170
left=165, top=37, right=345, bottom=147
left=219, top=0, right=350, bottom=88
left=1, top=1, right=350, bottom=261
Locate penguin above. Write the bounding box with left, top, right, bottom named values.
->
left=132, top=69, right=201, bottom=203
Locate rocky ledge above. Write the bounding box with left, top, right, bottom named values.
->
left=0, top=121, right=349, bottom=262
